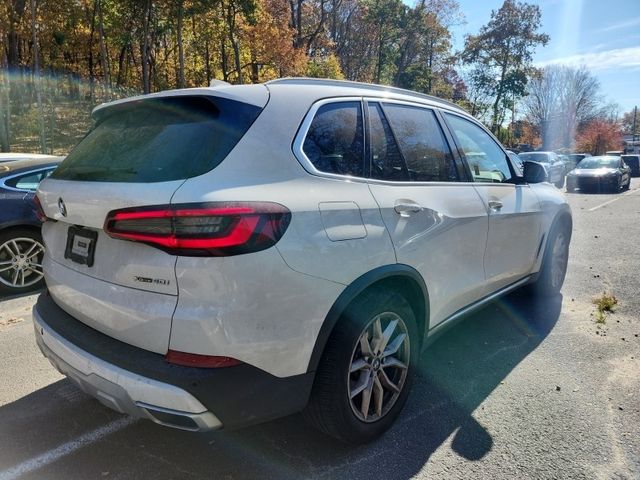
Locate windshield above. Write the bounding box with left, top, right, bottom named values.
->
left=519, top=152, right=550, bottom=163
left=577, top=157, right=619, bottom=169
left=52, top=96, right=262, bottom=183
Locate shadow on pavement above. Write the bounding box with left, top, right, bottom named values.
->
left=0, top=291, right=562, bottom=479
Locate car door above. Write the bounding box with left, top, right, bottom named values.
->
left=442, top=112, right=543, bottom=292
left=365, top=100, right=489, bottom=328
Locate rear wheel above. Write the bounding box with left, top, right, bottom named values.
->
left=0, top=229, right=46, bottom=295
left=527, top=222, right=570, bottom=297
left=304, top=288, right=418, bottom=444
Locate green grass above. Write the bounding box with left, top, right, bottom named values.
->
left=592, top=292, right=618, bottom=325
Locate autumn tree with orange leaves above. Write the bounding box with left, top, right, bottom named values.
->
left=575, top=120, right=622, bottom=156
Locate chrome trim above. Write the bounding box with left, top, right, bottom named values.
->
left=292, top=96, right=370, bottom=184
left=0, top=166, right=57, bottom=193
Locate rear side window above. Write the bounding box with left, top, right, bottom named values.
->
left=368, top=103, right=408, bottom=181
left=302, top=102, right=365, bottom=177
left=5, top=168, right=55, bottom=191
left=52, top=96, right=262, bottom=182
left=382, top=104, right=457, bottom=182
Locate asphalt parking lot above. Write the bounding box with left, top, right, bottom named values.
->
left=1, top=181, right=639, bottom=480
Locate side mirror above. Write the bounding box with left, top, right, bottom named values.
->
left=523, top=161, right=548, bottom=184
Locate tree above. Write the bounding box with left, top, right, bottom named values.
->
left=462, top=0, right=548, bottom=134
left=575, top=120, right=622, bottom=155
left=621, top=108, right=639, bottom=136
left=523, top=65, right=602, bottom=150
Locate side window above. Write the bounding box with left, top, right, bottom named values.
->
left=444, top=113, right=513, bottom=183
left=368, top=103, right=409, bottom=181
left=302, top=102, right=365, bottom=177
left=383, top=104, right=457, bottom=182
left=6, top=169, right=53, bottom=191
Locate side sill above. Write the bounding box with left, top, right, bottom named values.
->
left=423, top=275, right=532, bottom=349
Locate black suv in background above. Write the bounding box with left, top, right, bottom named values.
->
left=621, top=154, right=640, bottom=177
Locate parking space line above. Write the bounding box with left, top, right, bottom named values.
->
left=0, top=417, right=136, bottom=480
left=588, top=189, right=640, bottom=212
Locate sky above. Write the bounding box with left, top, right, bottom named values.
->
left=446, top=0, right=640, bottom=115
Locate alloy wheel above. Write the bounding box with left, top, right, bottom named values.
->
left=348, top=312, right=410, bottom=423
left=550, top=232, right=568, bottom=290
left=0, top=237, right=45, bottom=289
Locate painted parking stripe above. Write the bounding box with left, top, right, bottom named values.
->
left=0, top=417, right=136, bottom=480
left=588, top=188, right=639, bottom=212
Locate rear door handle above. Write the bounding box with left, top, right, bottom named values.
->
left=394, top=201, right=423, bottom=217
left=488, top=200, right=503, bottom=211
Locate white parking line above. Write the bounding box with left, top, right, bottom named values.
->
left=0, top=417, right=136, bottom=480
left=588, top=188, right=639, bottom=212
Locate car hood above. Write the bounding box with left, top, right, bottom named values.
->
left=570, top=168, right=618, bottom=177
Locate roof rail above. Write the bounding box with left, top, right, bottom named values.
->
left=266, top=77, right=465, bottom=112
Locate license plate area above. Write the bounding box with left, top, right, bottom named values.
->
left=64, top=226, right=98, bottom=267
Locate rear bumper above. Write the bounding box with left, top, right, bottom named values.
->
left=33, top=292, right=314, bottom=431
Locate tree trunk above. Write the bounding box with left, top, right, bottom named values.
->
left=141, top=0, right=152, bottom=93
left=97, top=0, right=111, bottom=91
left=30, top=0, right=47, bottom=153
left=176, top=0, right=185, bottom=88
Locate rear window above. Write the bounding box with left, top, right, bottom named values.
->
left=52, top=96, right=262, bottom=182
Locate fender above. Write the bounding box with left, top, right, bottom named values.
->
left=306, top=264, right=429, bottom=373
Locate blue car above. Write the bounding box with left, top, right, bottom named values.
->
left=0, top=155, right=62, bottom=295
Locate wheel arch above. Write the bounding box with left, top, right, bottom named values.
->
left=306, top=264, right=429, bottom=373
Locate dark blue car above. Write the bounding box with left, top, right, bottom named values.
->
left=0, top=156, right=62, bottom=295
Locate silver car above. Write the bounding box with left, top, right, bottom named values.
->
left=33, top=78, right=572, bottom=444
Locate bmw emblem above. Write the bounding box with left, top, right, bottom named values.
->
left=58, top=198, right=67, bottom=217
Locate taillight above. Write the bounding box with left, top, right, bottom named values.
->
left=104, top=202, right=291, bottom=257
left=34, top=195, right=47, bottom=222
left=165, top=350, right=242, bottom=368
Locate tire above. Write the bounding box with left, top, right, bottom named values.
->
left=623, top=178, right=630, bottom=191
left=0, top=228, right=46, bottom=295
left=304, top=287, right=418, bottom=444
left=527, top=221, right=570, bottom=297
left=554, top=174, right=565, bottom=189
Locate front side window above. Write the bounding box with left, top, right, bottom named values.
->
left=383, top=104, right=457, bottom=182
left=445, top=113, right=513, bottom=183
left=302, top=102, right=365, bottom=177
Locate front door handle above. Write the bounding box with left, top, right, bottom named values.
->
left=394, top=201, right=423, bottom=217
left=488, top=200, right=503, bottom=212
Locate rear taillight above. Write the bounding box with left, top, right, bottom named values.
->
left=34, top=195, right=47, bottom=222
left=165, top=350, right=242, bottom=368
left=104, top=202, right=291, bottom=256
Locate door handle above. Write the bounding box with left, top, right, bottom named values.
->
left=394, top=201, right=423, bottom=217
left=488, top=200, right=503, bottom=211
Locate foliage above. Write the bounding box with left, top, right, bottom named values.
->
left=621, top=108, right=639, bottom=136
left=462, top=0, right=549, bottom=133
left=592, top=292, right=617, bottom=325
left=306, top=54, right=344, bottom=79
left=575, top=120, right=622, bottom=156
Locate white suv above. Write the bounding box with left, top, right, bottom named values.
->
left=33, top=78, right=571, bottom=443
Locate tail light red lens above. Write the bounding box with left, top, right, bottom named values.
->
left=33, top=195, right=47, bottom=222
left=104, top=202, right=291, bottom=256
left=165, top=350, right=242, bottom=368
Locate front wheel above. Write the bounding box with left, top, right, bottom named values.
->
left=304, top=288, right=418, bottom=444
left=554, top=174, right=565, bottom=189
left=527, top=222, right=570, bottom=297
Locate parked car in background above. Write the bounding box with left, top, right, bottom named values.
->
left=557, top=154, right=572, bottom=174
left=605, top=151, right=622, bottom=157
left=518, top=151, right=566, bottom=188
left=506, top=150, right=523, bottom=171
left=32, top=79, right=572, bottom=444
left=568, top=153, right=591, bottom=169
left=0, top=153, right=59, bottom=164
left=621, top=154, right=640, bottom=177
left=566, top=155, right=631, bottom=193
left=0, top=156, right=62, bottom=294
